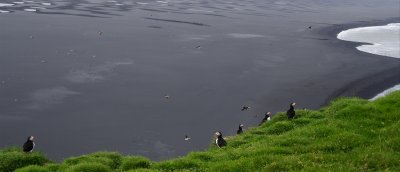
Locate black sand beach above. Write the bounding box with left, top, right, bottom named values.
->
left=0, top=0, right=399, bottom=161
left=315, top=18, right=400, bottom=104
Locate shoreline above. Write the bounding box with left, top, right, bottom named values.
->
left=1, top=3, right=399, bottom=160
left=315, top=17, right=400, bottom=106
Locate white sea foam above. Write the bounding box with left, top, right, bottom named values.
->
left=227, top=33, right=265, bottom=38
left=339, top=23, right=400, bottom=100
left=41, top=2, right=51, bottom=6
left=27, top=87, right=79, bottom=110
left=65, top=61, right=133, bottom=83
left=0, top=3, right=15, bottom=7
left=187, top=9, right=214, bottom=13
left=369, top=84, right=400, bottom=101
left=0, top=10, right=11, bottom=13
left=24, top=8, right=37, bottom=12
left=337, top=23, right=400, bottom=58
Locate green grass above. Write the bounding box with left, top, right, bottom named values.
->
left=0, top=147, right=49, bottom=172
left=2, top=91, right=400, bottom=171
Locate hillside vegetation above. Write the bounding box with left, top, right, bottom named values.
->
left=1, top=91, right=400, bottom=171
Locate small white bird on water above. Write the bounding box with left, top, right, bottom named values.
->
left=184, top=135, right=191, bottom=141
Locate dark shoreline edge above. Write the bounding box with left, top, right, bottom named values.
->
left=316, top=17, right=400, bottom=106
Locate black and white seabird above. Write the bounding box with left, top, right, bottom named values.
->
left=164, top=95, right=170, bottom=99
left=23, top=136, right=35, bottom=153
left=241, top=106, right=251, bottom=111
left=237, top=124, right=244, bottom=134
left=260, top=112, right=271, bottom=125
left=215, top=132, right=227, bottom=148
left=184, top=135, right=191, bottom=141
left=287, top=102, right=296, bottom=119
left=98, top=31, right=103, bottom=36
left=308, top=26, right=312, bottom=29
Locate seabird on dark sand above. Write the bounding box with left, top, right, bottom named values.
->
left=260, top=112, right=271, bottom=125
left=23, top=136, right=35, bottom=153
left=241, top=106, right=251, bottom=111
left=215, top=132, right=227, bottom=148
left=237, top=124, right=244, bottom=134
left=287, top=102, right=296, bottom=119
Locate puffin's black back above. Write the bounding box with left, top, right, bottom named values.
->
left=217, top=135, right=227, bottom=147
left=237, top=126, right=243, bottom=134
left=23, top=140, right=34, bottom=152
left=287, top=104, right=295, bottom=119
left=260, top=116, right=269, bottom=125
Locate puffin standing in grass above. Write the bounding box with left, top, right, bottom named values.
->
left=23, top=136, right=35, bottom=153
left=287, top=102, right=296, bottom=119
left=260, top=112, right=272, bottom=125
left=237, top=124, right=244, bottom=134
left=215, top=132, right=227, bottom=148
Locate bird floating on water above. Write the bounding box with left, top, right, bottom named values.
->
left=184, top=135, right=191, bottom=141
left=241, top=106, right=251, bottom=111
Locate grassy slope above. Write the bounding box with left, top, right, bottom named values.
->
left=2, top=91, right=400, bottom=172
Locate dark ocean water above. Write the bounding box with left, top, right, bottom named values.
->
left=0, top=0, right=399, bottom=161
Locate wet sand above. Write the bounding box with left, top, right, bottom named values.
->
left=0, top=0, right=399, bottom=161
left=319, top=19, right=400, bottom=104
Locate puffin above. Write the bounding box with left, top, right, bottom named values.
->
left=23, top=136, right=35, bottom=153
left=184, top=135, right=191, bottom=141
left=241, top=106, right=251, bottom=111
left=260, top=112, right=271, bottom=125
left=237, top=124, right=244, bottom=134
left=215, top=132, right=227, bottom=148
left=287, top=102, right=296, bottom=119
